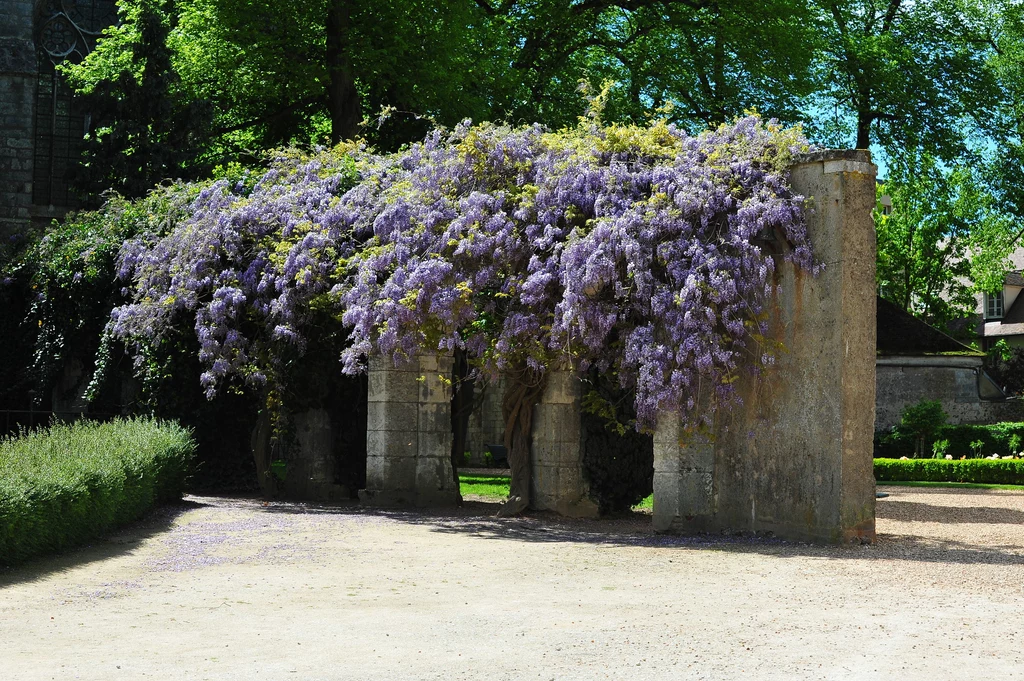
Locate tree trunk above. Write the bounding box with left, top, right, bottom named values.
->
left=856, top=109, right=873, bottom=150
left=326, top=0, right=361, bottom=144
left=498, top=365, right=547, bottom=517
left=450, top=348, right=474, bottom=498
left=250, top=407, right=277, bottom=498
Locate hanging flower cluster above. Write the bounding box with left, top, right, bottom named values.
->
left=111, top=147, right=363, bottom=397
left=109, top=115, right=814, bottom=428
left=340, top=116, right=814, bottom=427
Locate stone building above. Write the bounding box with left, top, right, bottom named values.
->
left=875, top=296, right=1019, bottom=429
left=0, top=0, right=116, bottom=239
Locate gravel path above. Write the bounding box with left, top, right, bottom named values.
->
left=1, top=485, right=1023, bottom=680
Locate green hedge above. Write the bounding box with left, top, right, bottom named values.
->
left=874, top=457, right=1024, bottom=484
left=0, top=418, right=195, bottom=566
left=875, top=422, right=1024, bottom=459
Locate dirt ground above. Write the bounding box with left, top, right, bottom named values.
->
left=2, top=486, right=1023, bottom=681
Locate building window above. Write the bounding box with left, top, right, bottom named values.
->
left=986, top=291, right=1004, bottom=319
left=33, top=0, right=116, bottom=207
left=879, top=194, right=892, bottom=216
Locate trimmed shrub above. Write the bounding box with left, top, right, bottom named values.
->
left=0, top=418, right=195, bottom=566
left=875, top=421, right=1024, bottom=459
left=874, top=457, right=1024, bottom=484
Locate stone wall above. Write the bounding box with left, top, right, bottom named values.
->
left=0, top=1, right=37, bottom=240
left=529, top=367, right=599, bottom=518
left=281, top=408, right=349, bottom=502
left=653, top=150, right=878, bottom=544
left=465, top=377, right=505, bottom=466
left=876, top=358, right=1024, bottom=430
left=360, top=355, right=460, bottom=506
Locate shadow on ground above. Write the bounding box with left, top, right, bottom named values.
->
left=880, top=499, right=1024, bottom=524
left=0, top=498, right=211, bottom=588
left=6, top=487, right=1023, bottom=585
left=253, top=492, right=1024, bottom=567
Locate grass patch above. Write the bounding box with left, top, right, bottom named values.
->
left=459, top=474, right=509, bottom=500
left=632, top=494, right=653, bottom=510
left=0, top=417, right=195, bottom=566
left=878, top=480, right=1024, bottom=491
left=459, top=475, right=658, bottom=509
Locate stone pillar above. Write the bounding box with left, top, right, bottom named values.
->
left=0, top=3, right=37, bottom=241
left=652, top=417, right=714, bottom=532
left=283, top=408, right=348, bottom=502
left=360, top=354, right=460, bottom=507
left=654, top=150, right=877, bottom=544
left=530, top=367, right=598, bottom=518
left=466, top=376, right=506, bottom=466
left=51, top=359, right=89, bottom=419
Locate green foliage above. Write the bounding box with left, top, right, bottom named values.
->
left=977, top=1, right=1024, bottom=223
left=0, top=418, right=195, bottom=566
left=632, top=494, right=654, bottom=511
left=985, top=345, right=1024, bottom=397
left=51, top=0, right=1015, bottom=214
left=932, top=438, right=950, bottom=459
left=898, top=399, right=948, bottom=457
left=875, top=154, right=1015, bottom=334
left=22, top=184, right=203, bottom=398
left=63, top=0, right=504, bottom=191
left=13, top=179, right=261, bottom=490
left=874, top=457, right=1024, bottom=484
left=875, top=421, right=1024, bottom=459
left=900, top=400, right=948, bottom=437
left=64, top=0, right=215, bottom=199
left=989, top=339, right=1013, bottom=364
left=810, top=0, right=1001, bottom=159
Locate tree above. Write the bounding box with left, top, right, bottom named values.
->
left=875, top=152, right=1015, bottom=333
left=809, top=0, right=1001, bottom=159
left=63, top=0, right=830, bottom=196
left=975, top=1, right=1024, bottom=221
left=474, top=0, right=818, bottom=131
left=899, top=399, right=948, bottom=458
left=64, top=0, right=499, bottom=194
left=64, top=0, right=215, bottom=199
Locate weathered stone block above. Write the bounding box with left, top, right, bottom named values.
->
left=366, top=400, right=419, bottom=432
left=417, top=402, right=451, bottom=433
left=652, top=150, right=878, bottom=544
left=529, top=367, right=598, bottom=518
left=418, top=428, right=452, bottom=458
left=367, top=368, right=421, bottom=403
left=414, top=455, right=456, bottom=500
left=362, top=353, right=459, bottom=507
left=365, top=429, right=418, bottom=458
left=540, top=368, right=579, bottom=405
left=0, top=37, right=35, bottom=73
left=419, top=372, right=452, bottom=404
left=365, top=454, right=417, bottom=492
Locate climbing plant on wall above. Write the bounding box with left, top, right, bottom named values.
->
left=34, top=112, right=814, bottom=508
left=104, top=146, right=361, bottom=491
left=339, top=113, right=816, bottom=514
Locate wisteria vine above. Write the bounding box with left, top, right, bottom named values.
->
left=340, top=116, right=814, bottom=428
left=107, top=116, right=814, bottom=432
left=110, top=147, right=363, bottom=398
